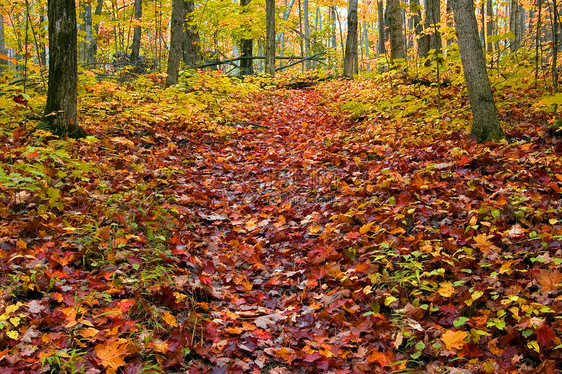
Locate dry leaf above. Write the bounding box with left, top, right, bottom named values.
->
left=437, top=282, right=455, bottom=298
left=162, top=311, right=178, bottom=327
left=536, top=270, right=562, bottom=292
left=441, top=330, right=468, bottom=351
left=95, top=339, right=128, bottom=370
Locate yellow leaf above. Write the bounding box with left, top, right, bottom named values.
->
left=16, top=239, right=27, bottom=250
left=5, top=304, right=21, bottom=314
left=441, top=330, right=468, bottom=351
left=6, top=330, right=19, bottom=339
left=162, top=311, right=178, bottom=327
left=9, top=317, right=21, bottom=327
left=95, top=339, right=128, bottom=370
left=437, top=282, right=455, bottom=298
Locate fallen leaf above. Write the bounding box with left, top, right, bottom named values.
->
left=95, top=339, right=128, bottom=370
left=441, top=330, right=468, bottom=351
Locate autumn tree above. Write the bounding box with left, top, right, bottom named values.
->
left=0, top=11, right=4, bottom=71
left=183, top=0, right=202, bottom=67
left=130, top=0, right=143, bottom=62
left=343, top=0, right=358, bottom=78
left=240, top=0, right=254, bottom=75
left=265, top=0, right=275, bottom=76
left=166, top=0, right=186, bottom=86
left=389, top=0, right=405, bottom=62
left=419, top=0, right=442, bottom=61
left=377, top=0, right=386, bottom=56
left=43, top=0, right=86, bottom=138
left=451, top=0, right=505, bottom=142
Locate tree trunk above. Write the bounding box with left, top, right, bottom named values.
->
left=93, top=0, right=103, bottom=62
left=83, top=3, right=95, bottom=65
left=377, top=0, right=386, bottom=56
left=363, top=20, right=370, bottom=71
left=343, top=0, right=358, bottom=77
left=331, top=6, right=337, bottom=66
left=183, top=0, right=202, bottom=67
left=486, top=0, right=494, bottom=52
left=44, top=0, right=86, bottom=138
left=130, top=0, right=143, bottom=61
left=240, top=0, right=254, bottom=75
left=389, top=0, right=405, bottom=62
left=303, top=0, right=310, bottom=69
left=0, top=12, right=5, bottom=71
left=166, top=0, right=186, bottom=86
left=419, top=0, right=441, bottom=60
left=265, top=0, right=275, bottom=76
left=509, top=0, right=520, bottom=51
left=451, top=0, right=504, bottom=142
left=411, top=0, right=423, bottom=56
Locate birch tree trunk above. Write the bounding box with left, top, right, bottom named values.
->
left=183, top=0, right=202, bottom=66
left=166, top=0, right=186, bottom=86
left=265, top=0, right=275, bottom=76
left=83, top=3, right=95, bottom=65
left=389, top=0, right=405, bottom=62
left=451, top=0, right=505, bottom=142
left=343, top=0, right=359, bottom=77
left=44, top=0, right=86, bottom=138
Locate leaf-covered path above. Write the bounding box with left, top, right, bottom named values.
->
left=176, top=88, right=387, bottom=373
left=1, top=79, right=561, bottom=374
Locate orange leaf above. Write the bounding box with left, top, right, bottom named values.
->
left=536, top=270, right=562, bottom=292
left=441, top=330, right=468, bottom=351
left=162, top=311, right=178, bottom=327
left=95, top=339, right=128, bottom=370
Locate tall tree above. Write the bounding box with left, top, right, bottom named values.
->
left=451, top=0, right=505, bottom=142
left=419, top=0, right=442, bottom=60
left=389, top=0, right=405, bottom=62
left=343, top=0, right=358, bottom=77
left=183, top=0, right=201, bottom=67
left=83, top=2, right=95, bottom=65
left=486, top=0, right=494, bottom=52
left=377, top=0, right=386, bottom=56
left=166, top=0, right=186, bottom=86
left=509, top=0, right=523, bottom=51
left=265, top=0, right=275, bottom=76
left=43, top=0, right=86, bottom=138
left=303, top=0, right=310, bottom=69
left=240, top=0, right=254, bottom=75
left=0, top=11, right=5, bottom=71
left=130, top=0, right=142, bottom=61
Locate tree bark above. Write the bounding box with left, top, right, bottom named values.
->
left=130, top=0, right=143, bottom=61
left=411, top=0, right=423, bottom=57
left=166, top=0, right=186, bottom=86
left=343, top=0, right=358, bottom=77
left=93, top=0, right=103, bottom=61
left=389, top=0, right=405, bottom=62
left=451, top=0, right=504, bottom=142
left=303, top=0, right=310, bottom=69
left=0, top=12, right=5, bottom=71
left=83, top=3, right=95, bottom=65
left=44, top=0, right=86, bottom=138
left=486, top=0, right=494, bottom=52
left=509, top=0, right=521, bottom=51
left=419, top=0, right=441, bottom=60
left=377, top=0, right=386, bottom=56
left=265, top=0, right=275, bottom=76
left=240, top=0, right=254, bottom=75
left=183, top=0, right=202, bottom=67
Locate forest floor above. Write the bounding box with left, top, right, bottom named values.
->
left=0, top=74, right=561, bottom=374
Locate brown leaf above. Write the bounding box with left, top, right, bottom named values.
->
left=536, top=270, right=562, bottom=292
